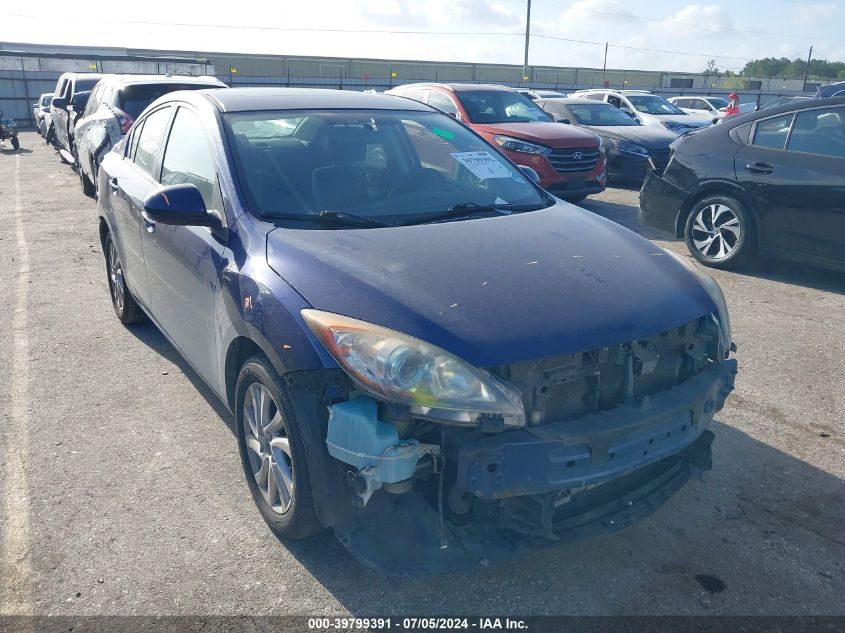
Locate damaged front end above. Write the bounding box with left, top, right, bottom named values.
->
left=294, top=311, right=736, bottom=576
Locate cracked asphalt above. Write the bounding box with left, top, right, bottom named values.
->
left=0, top=132, right=842, bottom=616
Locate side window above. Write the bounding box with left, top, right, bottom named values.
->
left=126, top=119, right=145, bottom=160
left=55, top=79, right=68, bottom=99
left=132, top=107, right=172, bottom=177
left=585, top=93, right=605, bottom=101
left=160, top=108, right=217, bottom=209
left=83, top=84, right=102, bottom=117
left=752, top=113, right=794, bottom=150
left=674, top=99, right=689, bottom=108
left=787, top=107, right=845, bottom=158
left=607, top=95, right=623, bottom=108
left=427, top=92, right=459, bottom=117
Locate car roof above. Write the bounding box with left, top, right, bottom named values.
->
left=99, top=74, right=226, bottom=88
left=195, top=87, right=435, bottom=113
left=393, top=83, right=517, bottom=93
left=670, top=95, right=723, bottom=100
left=540, top=98, right=606, bottom=105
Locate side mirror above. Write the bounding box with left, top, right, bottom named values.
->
left=447, top=111, right=462, bottom=121
left=552, top=114, right=571, bottom=124
left=52, top=96, right=68, bottom=110
left=142, top=184, right=214, bottom=226
left=518, top=165, right=541, bottom=184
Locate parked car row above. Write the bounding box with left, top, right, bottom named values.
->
left=45, top=71, right=225, bottom=195
left=40, top=84, right=738, bottom=576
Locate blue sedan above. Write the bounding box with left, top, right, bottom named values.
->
left=97, top=88, right=737, bottom=576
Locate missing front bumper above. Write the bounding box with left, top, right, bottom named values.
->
left=457, top=360, right=736, bottom=499
left=333, top=361, right=736, bottom=577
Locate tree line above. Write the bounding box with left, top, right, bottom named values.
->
left=704, top=57, right=845, bottom=80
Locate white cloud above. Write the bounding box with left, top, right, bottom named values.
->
left=792, top=2, right=839, bottom=26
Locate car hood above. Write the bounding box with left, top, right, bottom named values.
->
left=584, top=125, right=677, bottom=148
left=471, top=121, right=599, bottom=148
left=266, top=205, right=717, bottom=368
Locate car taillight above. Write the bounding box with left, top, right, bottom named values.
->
left=114, top=108, right=134, bottom=135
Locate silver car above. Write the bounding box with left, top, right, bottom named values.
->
left=74, top=74, right=227, bottom=196
left=32, top=93, right=53, bottom=137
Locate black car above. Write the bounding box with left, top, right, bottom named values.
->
left=537, top=98, right=677, bottom=182
left=640, top=97, right=845, bottom=271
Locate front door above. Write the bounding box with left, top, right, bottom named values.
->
left=107, top=105, right=173, bottom=308
left=735, top=106, right=845, bottom=262
left=141, top=105, right=227, bottom=386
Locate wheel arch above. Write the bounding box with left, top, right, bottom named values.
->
left=674, top=181, right=759, bottom=239
left=224, top=336, right=269, bottom=412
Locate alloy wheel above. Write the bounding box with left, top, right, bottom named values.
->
left=242, top=382, right=295, bottom=515
left=108, top=241, right=125, bottom=312
left=691, top=203, right=742, bottom=260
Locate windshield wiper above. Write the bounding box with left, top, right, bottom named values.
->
left=399, top=201, right=551, bottom=226
left=262, top=210, right=393, bottom=228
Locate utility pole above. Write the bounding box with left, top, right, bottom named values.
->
left=802, top=45, right=813, bottom=92
left=601, top=42, right=608, bottom=87
left=522, top=0, right=532, bottom=83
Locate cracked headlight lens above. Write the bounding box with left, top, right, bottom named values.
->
left=663, top=249, right=732, bottom=352
left=302, top=310, right=525, bottom=426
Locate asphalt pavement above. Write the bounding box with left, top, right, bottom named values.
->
left=0, top=132, right=842, bottom=617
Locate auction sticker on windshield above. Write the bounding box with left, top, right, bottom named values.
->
left=451, top=151, right=512, bottom=179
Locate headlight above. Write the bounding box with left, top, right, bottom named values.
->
left=663, top=249, right=732, bottom=353
left=301, top=310, right=526, bottom=426
left=493, top=135, right=548, bottom=154
left=615, top=140, right=650, bottom=156
left=597, top=136, right=605, bottom=155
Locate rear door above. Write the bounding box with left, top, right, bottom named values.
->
left=140, top=105, right=227, bottom=385
left=735, top=106, right=845, bottom=261
left=106, top=105, right=174, bottom=309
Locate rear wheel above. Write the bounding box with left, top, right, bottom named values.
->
left=235, top=358, right=322, bottom=541
left=11, top=136, right=19, bottom=151
left=684, top=195, right=755, bottom=269
left=104, top=232, right=146, bottom=325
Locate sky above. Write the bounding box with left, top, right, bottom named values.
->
left=5, top=1, right=845, bottom=73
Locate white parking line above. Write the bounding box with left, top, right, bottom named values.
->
left=1, top=153, right=34, bottom=615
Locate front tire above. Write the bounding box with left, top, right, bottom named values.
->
left=684, top=195, right=755, bottom=269
left=79, top=155, right=95, bottom=197
left=104, top=232, right=146, bottom=324
left=235, top=358, right=322, bottom=541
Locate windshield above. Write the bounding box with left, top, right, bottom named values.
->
left=568, top=103, right=639, bottom=126
left=455, top=91, right=552, bottom=124
left=75, top=78, right=101, bottom=92
left=708, top=98, right=730, bottom=109
left=118, top=83, right=214, bottom=119
left=224, top=109, right=548, bottom=226
left=627, top=95, right=685, bottom=115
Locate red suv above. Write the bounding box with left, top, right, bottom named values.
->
left=387, top=83, right=606, bottom=201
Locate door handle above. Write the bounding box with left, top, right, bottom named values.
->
left=108, top=177, right=119, bottom=192
left=141, top=211, right=156, bottom=233
left=745, top=162, right=774, bottom=175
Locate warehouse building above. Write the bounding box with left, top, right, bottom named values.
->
left=0, top=41, right=820, bottom=126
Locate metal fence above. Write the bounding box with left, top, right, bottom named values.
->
left=1, top=70, right=817, bottom=129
